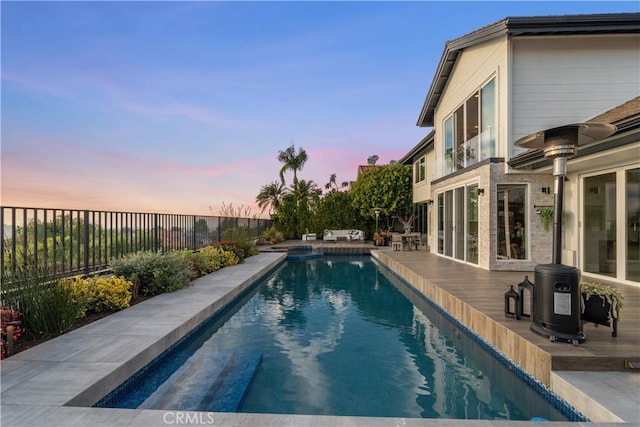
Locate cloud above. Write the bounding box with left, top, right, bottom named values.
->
left=1, top=71, right=72, bottom=99
left=1, top=129, right=281, bottom=216
left=117, top=100, right=240, bottom=128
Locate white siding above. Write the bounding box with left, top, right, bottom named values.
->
left=434, top=36, right=509, bottom=177
left=413, top=151, right=434, bottom=204
left=511, top=35, right=640, bottom=155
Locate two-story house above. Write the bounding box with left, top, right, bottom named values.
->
left=401, top=13, right=639, bottom=286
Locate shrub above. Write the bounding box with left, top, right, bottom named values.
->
left=65, top=275, right=132, bottom=315
left=1, top=262, right=84, bottom=338
left=67, top=276, right=92, bottom=318
left=580, top=281, right=624, bottom=320
left=177, top=247, right=226, bottom=278
left=222, top=250, right=240, bottom=267
left=110, top=251, right=192, bottom=296
left=221, top=226, right=253, bottom=244
left=212, top=241, right=246, bottom=262
left=89, top=276, right=132, bottom=311
left=1, top=308, right=23, bottom=360
left=233, top=240, right=257, bottom=258
left=262, top=226, right=284, bottom=243
left=220, top=227, right=259, bottom=259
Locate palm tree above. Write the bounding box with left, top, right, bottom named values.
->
left=325, top=173, right=338, bottom=192
left=324, top=173, right=349, bottom=193
left=277, top=144, right=308, bottom=186
left=291, top=179, right=321, bottom=207
left=256, top=181, right=286, bottom=215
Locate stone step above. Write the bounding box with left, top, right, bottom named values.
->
left=139, top=347, right=262, bottom=412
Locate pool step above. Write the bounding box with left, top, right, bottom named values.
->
left=139, top=348, right=262, bottom=412
left=286, top=246, right=324, bottom=261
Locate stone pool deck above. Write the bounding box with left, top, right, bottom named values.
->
left=1, top=248, right=638, bottom=426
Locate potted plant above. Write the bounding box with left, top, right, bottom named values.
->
left=398, top=214, right=415, bottom=234
left=380, top=230, right=392, bottom=246
left=373, top=232, right=384, bottom=246
left=580, top=281, right=624, bottom=337
left=372, top=231, right=392, bottom=246
left=538, top=207, right=554, bottom=232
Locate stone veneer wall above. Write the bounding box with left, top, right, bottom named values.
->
left=430, top=160, right=556, bottom=271
left=488, top=162, right=556, bottom=271
left=373, top=250, right=554, bottom=387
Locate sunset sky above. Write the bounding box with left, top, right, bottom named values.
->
left=2, top=1, right=637, bottom=218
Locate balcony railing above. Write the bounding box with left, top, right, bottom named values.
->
left=1, top=206, right=272, bottom=282
left=436, top=127, right=495, bottom=178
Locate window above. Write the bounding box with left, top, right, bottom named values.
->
left=437, top=193, right=445, bottom=254
left=496, top=184, right=527, bottom=260
left=480, top=79, right=496, bottom=159
left=444, top=117, right=454, bottom=175
left=467, top=184, right=478, bottom=264
left=626, top=168, right=639, bottom=282
left=414, top=156, right=426, bottom=183
left=442, top=78, right=495, bottom=175
left=583, top=173, right=616, bottom=277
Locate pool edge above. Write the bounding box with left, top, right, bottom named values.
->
left=371, top=250, right=625, bottom=424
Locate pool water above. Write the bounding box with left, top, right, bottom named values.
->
left=101, top=256, right=576, bottom=421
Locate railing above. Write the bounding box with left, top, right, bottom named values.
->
left=1, top=206, right=272, bottom=282
left=436, top=128, right=495, bottom=178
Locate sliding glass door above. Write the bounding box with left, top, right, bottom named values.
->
left=627, top=169, right=640, bottom=282
left=583, top=167, right=639, bottom=283
left=436, top=184, right=479, bottom=264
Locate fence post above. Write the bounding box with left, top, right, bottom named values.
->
left=192, top=215, right=196, bottom=250
left=154, top=213, right=159, bottom=253
left=84, top=210, right=90, bottom=275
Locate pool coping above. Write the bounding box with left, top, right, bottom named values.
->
left=1, top=252, right=637, bottom=426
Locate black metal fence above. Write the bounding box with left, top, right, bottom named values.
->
left=1, top=206, right=272, bottom=282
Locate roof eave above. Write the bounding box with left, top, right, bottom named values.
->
left=416, top=13, right=640, bottom=128
left=399, top=130, right=435, bottom=165
left=509, top=113, right=640, bottom=170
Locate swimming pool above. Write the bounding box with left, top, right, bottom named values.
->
left=97, top=255, right=582, bottom=421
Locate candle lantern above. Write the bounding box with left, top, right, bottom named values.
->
left=504, top=285, right=520, bottom=319
left=517, top=276, right=535, bottom=319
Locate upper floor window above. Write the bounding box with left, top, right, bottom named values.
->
left=443, top=78, right=496, bottom=175
left=414, top=156, right=426, bottom=183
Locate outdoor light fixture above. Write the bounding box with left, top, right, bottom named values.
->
left=477, top=188, right=485, bottom=196
left=514, top=122, right=616, bottom=344
left=372, top=207, right=383, bottom=234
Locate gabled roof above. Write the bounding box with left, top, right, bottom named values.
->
left=399, top=130, right=435, bottom=165
left=508, top=96, right=640, bottom=170
left=357, top=164, right=379, bottom=178
left=416, top=13, right=640, bottom=127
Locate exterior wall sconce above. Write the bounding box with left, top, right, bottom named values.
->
left=477, top=188, right=485, bottom=196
